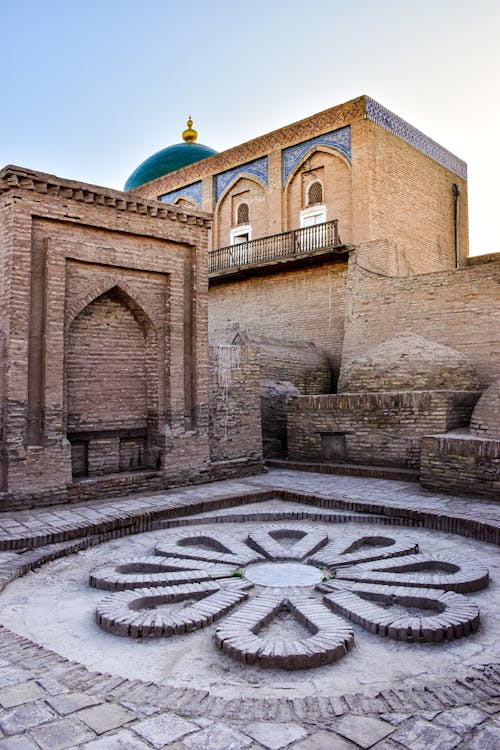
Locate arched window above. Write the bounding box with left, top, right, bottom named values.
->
left=236, top=202, right=249, bottom=225
left=307, top=181, right=323, bottom=206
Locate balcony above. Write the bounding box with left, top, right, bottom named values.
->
left=209, top=220, right=346, bottom=279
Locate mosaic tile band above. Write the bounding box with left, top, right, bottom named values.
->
left=365, top=97, right=467, bottom=179
left=215, top=157, right=268, bottom=203
left=283, top=126, right=351, bottom=186
left=160, top=180, right=202, bottom=206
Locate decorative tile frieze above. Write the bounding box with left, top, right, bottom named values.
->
left=283, top=126, right=351, bottom=185
left=160, top=181, right=202, bottom=206
left=365, top=97, right=467, bottom=179
left=215, top=157, right=268, bottom=203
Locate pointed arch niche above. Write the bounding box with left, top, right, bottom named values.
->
left=215, top=175, right=268, bottom=248
left=65, top=286, right=160, bottom=478
left=285, top=147, right=352, bottom=242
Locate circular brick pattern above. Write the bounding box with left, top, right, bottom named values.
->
left=0, top=476, right=498, bottom=730
left=89, top=521, right=491, bottom=668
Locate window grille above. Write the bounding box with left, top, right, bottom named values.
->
left=307, top=181, right=323, bottom=206
left=237, top=202, right=249, bottom=225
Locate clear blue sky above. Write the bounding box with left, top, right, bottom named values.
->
left=1, top=0, right=498, bottom=254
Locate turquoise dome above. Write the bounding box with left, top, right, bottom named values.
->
left=124, top=126, right=217, bottom=191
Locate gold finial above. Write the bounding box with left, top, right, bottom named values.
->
left=182, top=115, right=198, bottom=142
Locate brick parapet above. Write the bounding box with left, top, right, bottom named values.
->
left=287, top=391, right=480, bottom=469
left=420, top=432, right=500, bottom=498
left=0, top=165, right=212, bottom=228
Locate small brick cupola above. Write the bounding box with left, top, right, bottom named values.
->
left=338, top=332, right=480, bottom=393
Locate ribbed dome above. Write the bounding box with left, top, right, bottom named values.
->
left=124, top=141, right=217, bottom=191
left=470, top=379, right=500, bottom=440
left=339, top=332, right=480, bottom=392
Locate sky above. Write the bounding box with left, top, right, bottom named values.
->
left=1, top=0, right=498, bottom=255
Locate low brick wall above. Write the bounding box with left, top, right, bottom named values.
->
left=287, top=391, right=480, bottom=469
left=420, top=432, right=500, bottom=498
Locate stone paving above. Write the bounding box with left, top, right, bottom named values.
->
left=0, top=468, right=498, bottom=749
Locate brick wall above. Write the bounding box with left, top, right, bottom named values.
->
left=233, top=333, right=331, bottom=394
left=350, top=120, right=468, bottom=273
left=420, top=433, right=500, bottom=498
left=209, top=260, right=348, bottom=383
left=0, top=166, right=212, bottom=506
left=208, top=345, right=263, bottom=473
left=288, top=391, right=480, bottom=469
left=342, top=255, right=500, bottom=389
left=67, top=293, right=148, bottom=431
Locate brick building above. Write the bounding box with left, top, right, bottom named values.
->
left=126, top=95, right=499, bottom=496
left=0, top=167, right=262, bottom=509
left=0, top=95, right=498, bottom=505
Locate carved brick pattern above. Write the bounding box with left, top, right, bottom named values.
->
left=0, top=166, right=211, bottom=226
left=134, top=97, right=366, bottom=196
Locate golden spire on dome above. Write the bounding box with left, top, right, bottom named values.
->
left=182, top=116, right=198, bottom=142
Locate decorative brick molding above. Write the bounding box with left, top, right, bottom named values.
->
left=0, top=165, right=212, bottom=227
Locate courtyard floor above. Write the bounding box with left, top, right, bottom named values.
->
left=0, top=468, right=498, bottom=750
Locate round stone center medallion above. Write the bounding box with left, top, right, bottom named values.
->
left=244, top=561, right=323, bottom=587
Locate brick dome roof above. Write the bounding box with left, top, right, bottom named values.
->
left=470, top=379, right=500, bottom=440
left=338, top=332, right=480, bottom=392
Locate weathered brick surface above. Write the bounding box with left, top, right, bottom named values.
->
left=233, top=333, right=331, bottom=395
left=208, top=261, right=348, bottom=380
left=470, top=379, right=500, bottom=440
left=287, top=392, right=480, bottom=469
left=208, top=345, right=263, bottom=468
left=339, top=332, right=479, bottom=393
left=420, top=432, right=500, bottom=498
left=0, top=167, right=260, bottom=508
left=342, top=256, right=500, bottom=389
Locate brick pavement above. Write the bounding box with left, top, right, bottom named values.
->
left=0, top=469, right=499, bottom=748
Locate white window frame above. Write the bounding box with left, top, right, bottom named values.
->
left=230, top=225, right=252, bottom=245
left=299, top=205, right=327, bottom=227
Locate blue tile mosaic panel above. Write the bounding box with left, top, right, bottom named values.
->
left=215, top=157, right=268, bottom=202
left=365, top=97, right=467, bottom=179
left=283, top=127, right=351, bottom=186
left=159, top=181, right=202, bottom=206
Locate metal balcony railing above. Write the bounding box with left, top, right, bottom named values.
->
left=209, top=219, right=341, bottom=274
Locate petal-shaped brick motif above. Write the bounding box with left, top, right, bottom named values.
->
left=96, top=579, right=251, bottom=638
left=322, top=581, right=480, bottom=642
left=309, top=532, right=419, bottom=568
left=89, top=557, right=237, bottom=591
left=90, top=521, right=489, bottom=668
left=215, top=590, right=354, bottom=669
left=155, top=530, right=264, bottom=566
left=247, top=524, right=328, bottom=561
left=334, top=554, right=489, bottom=592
